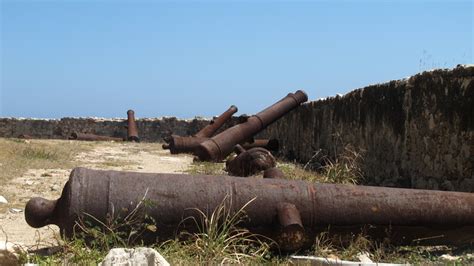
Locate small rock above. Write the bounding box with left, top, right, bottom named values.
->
left=0, top=196, right=7, bottom=204
left=25, top=180, right=34, bottom=186
left=9, top=208, right=23, bottom=213
left=0, top=241, right=25, bottom=265
left=137, top=166, right=144, bottom=169
left=440, top=254, right=460, bottom=261
left=50, top=184, right=60, bottom=191
left=357, top=252, right=373, bottom=263
left=99, top=247, right=170, bottom=266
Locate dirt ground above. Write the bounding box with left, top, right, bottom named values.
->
left=0, top=140, right=194, bottom=250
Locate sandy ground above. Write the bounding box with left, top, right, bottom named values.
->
left=0, top=141, right=193, bottom=250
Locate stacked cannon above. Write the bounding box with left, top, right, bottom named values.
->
left=161, top=105, right=238, bottom=154
left=162, top=90, right=308, bottom=178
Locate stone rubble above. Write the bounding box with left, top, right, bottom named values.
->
left=0, top=196, right=7, bottom=204
left=99, top=247, right=170, bottom=266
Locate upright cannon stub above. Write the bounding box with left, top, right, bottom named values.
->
left=25, top=168, right=474, bottom=251
left=127, top=109, right=140, bottom=142
left=196, top=90, right=308, bottom=161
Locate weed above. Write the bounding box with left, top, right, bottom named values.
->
left=279, top=145, right=363, bottom=185
left=313, top=231, right=336, bottom=258
left=99, top=159, right=135, bottom=168
left=20, top=147, right=59, bottom=160
left=73, top=190, right=157, bottom=249
left=158, top=195, right=273, bottom=264
left=0, top=138, right=93, bottom=194
left=186, top=161, right=226, bottom=175
left=321, top=145, right=364, bottom=184
left=278, top=162, right=326, bottom=182
left=19, top=190, right=157, bottom=264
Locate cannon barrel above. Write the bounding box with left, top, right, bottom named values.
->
left=194, top=105, right=238, bottom=138
left=196, top=90, right=308, bottom=161
left=162, top=105, right=238, bottom=154
left=68, top=132, right=123, bottom=142
left=241, top=139, right=279, bottom=153
left=25, top=168, right=474, bottom=249
left=127, top=109, right=139, bottom=142
left=161, top=135, right=208, bottom=154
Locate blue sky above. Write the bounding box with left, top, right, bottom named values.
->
left=1, top=1, right=472, bottom=118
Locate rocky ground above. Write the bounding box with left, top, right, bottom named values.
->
left=0, top=140, right=193, bottom=250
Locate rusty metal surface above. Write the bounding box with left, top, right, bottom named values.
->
left=68, top=132, right=123, bottom=142
left=225, top=147, right=276, bottom=176
left=18, top=134, right=32, bottom=139
left=194, top=105, right=238, bottom=138
left=242, top=139, right=279, bottom=153
left=276, top=202, right=305, bottom=251
left=25, top=168, right=474, bottom=247
left=162, top=106, right=238, bottom=154
left=127, top=110, right=139, bottom=142
left=263, top=167, right=285, bottom=179
left=162, top=135, right=208, bottom=154
left=196, top=90, right=308, bottom=161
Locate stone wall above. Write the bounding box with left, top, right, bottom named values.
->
left=261, top=65, right=473, bottom=191
left=0, top=117, right=218, bottom=142
left=0, top=65, right=472, bottom=191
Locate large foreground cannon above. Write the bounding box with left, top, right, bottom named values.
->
left=162, top=105, right=238, bottom=154
left=196, top=90, right=308, bottom=161
left=25, top=168, right=474, bottom=251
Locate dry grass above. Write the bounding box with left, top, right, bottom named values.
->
left=186, top=161, right=226, bottom=175
left=0, top=138, right=94, bottom=185
left=158, top=196, right=273, bottom=264
left=311, top=230, right=474, bottom=264
left=278, top=145, right=363, bottom=185
left=20, top=194, right=274, bottom=265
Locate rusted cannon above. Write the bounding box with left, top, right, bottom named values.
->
left=263, top=167, right=285, bottom=179
left=68, top=132, right=123, bottom=142
left=126, top=109, right=139, bottom=142
left=196, top=90, right=308, bottom=161
left=18, top=134, right=32, bottom=139
left=241, top=139, right=280, bottom=153
left=162, top=105, right=238, bottom=154
left=195, top=105, right=238, bottom=138
left=225, top=145, right=276, bottom=177
left=25, top=168, right=474, bottom=251
left=162, top=135, right=208, bottom=154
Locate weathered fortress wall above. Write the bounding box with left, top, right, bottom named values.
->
left=262, top=65, right=473, bottom=191
left=0, top=66, right=472, bottom=191
left=0, top=117, right=215, bottom=142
